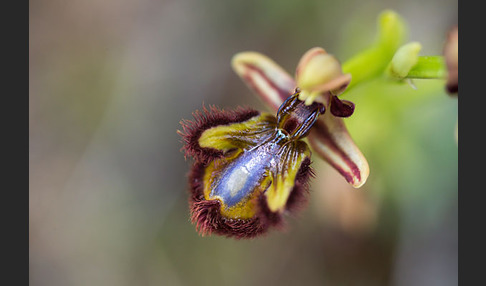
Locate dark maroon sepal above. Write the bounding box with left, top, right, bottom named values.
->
left=330, top=95, right=355, bottom=118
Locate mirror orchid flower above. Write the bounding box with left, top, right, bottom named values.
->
left=179, top=47, right=369, bottom=238
left=178, top=9, right=456, bottom=238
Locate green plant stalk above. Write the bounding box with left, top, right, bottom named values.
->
left=342, top=10, right=408, bottom=90
left=406, top=56, right=447, bottom=79
left=343, top=47, right=394, bottom=89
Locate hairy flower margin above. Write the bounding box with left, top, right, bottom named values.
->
left=179, top=10, right=457, bottom=239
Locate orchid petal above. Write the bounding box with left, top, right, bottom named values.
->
left=232, top=52, right=296, bottom=111
left=329, top=96, right=355, bottom=118
left=307, top=112, right=369, bottom=188
left=298, top=74, right=352, bottom=105
left=295, top=48, right=347, bottom=90
left=295, top=47, right=351, bottom=105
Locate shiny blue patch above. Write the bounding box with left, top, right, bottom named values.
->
left=210, top=137, right=282, bottom=207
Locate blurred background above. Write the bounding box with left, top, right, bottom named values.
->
left=30, top=0, right=458, bottom=285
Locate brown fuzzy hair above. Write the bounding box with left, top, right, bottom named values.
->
left=178, top=105, right=260, bottom=164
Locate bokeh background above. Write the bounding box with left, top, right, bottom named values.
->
left=30, top=0, right=458, bottom=285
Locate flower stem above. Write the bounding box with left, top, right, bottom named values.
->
left=406, top=56, right=447, bottom=79
left=342, top=11, right=407, bottom=90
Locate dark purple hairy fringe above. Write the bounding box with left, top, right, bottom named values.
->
left=178, top=105, right=260, bottom=164
left=188, top=157, right=314, bottom=239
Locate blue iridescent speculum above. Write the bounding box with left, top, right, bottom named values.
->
left=180, top=91, right=325, bottom=238
left=210, top=140, right=282, bottom=208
